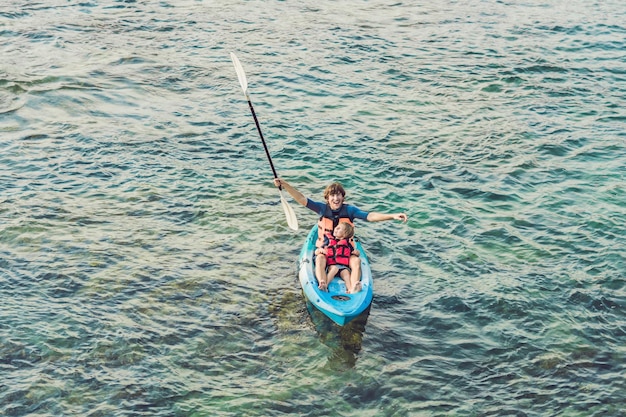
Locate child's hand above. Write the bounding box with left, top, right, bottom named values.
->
left=352, top=249, right=360, bottom=257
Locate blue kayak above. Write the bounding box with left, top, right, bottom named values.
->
left=297, top=224, right=374, bottom=326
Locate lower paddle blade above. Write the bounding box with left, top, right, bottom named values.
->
left=280, top=190, right=298, bottom=231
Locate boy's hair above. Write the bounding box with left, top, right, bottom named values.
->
left=323, top=182, right=346, bottom=201
left=338, top=222, right=354, bottom=238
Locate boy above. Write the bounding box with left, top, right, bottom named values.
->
left=315, top=222, right=362, bottom=293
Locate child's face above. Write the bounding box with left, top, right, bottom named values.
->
left=334, top=224, right=348, bottom=238
left=327, top=192, right=344, bottom=210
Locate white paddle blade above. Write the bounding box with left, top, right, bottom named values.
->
left=230, top=52, right=248, bottom=94
left=280, top=190, right=298, bottom=231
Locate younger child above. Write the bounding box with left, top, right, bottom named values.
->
left=315, top=222, right=361, bottom=293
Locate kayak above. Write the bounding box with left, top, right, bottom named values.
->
left=297, top=224, right=374, bottom=326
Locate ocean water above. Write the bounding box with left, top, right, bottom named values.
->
left=1, top=1, right=625, bottom=416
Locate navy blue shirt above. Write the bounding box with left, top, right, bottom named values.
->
left=306, top=198, right=369, bottom=222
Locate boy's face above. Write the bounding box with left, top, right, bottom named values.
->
left=334, top=224, right=347, bottom=238
left=327, top=192, right=344, bottom=210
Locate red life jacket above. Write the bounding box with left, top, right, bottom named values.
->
left=323, top=232, right=353, bottom=266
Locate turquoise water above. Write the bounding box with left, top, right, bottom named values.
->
left=1, top=1, right=625, bottom=416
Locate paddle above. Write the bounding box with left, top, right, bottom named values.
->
left=230, top=52, right=298, bottom=231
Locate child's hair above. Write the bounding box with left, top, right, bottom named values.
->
left=338, top=222, right=354, bottom=238
left=323, top=182, right=346, bottom=201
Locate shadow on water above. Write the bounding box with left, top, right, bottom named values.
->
left=305, top=300, right=371, bottom=370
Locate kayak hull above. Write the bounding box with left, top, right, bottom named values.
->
left=297, top=224, right=373, bottom=326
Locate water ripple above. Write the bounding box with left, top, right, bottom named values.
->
left=1, top=0, right=625, bottom=415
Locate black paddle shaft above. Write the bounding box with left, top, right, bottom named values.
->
left=246, top=98, right=281, bottom=184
